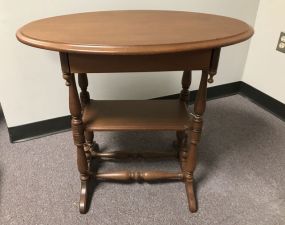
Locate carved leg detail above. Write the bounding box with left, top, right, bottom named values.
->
left=78, top=73, right=90, bottom=108
left=85, top=131, right=99, bottom=152
left=78, top=73, right=99, bottom=162
left=184, top=70, right=208, bottom=213
left=73, top=118, right=90, bottom=214
left=63, top=72, right=90, bottom=214
left=95, top=171, right=184, bottom=182
left=185, top=142, right=198, bottom=213
left=176, top=70, right=192, bottom=162
left=84, top=131, right=99, bottom=163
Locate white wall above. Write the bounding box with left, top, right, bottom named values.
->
left=242, top=0, right=285, bottom=103
left=0, top=0, right=260, bottom=127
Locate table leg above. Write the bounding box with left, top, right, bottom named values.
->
left=184, top=70, right=208, bottom=213
left=63, top=72, right=90, bottom=214
left=78, top=73, right=99, bottom=161
left=174, top=71, right=191, bottom=161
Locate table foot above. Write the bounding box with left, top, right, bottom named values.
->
left=185, top=180, right=197, bottom=213
left=79, top=178, right=88, bottom=214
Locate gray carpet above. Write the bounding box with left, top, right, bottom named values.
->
left=0, top=95, right=284, bottom=225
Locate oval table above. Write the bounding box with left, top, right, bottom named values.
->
left=16, top=10, right=253, bottom=214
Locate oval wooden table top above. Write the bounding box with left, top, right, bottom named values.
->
left=16, top=10, right=253, bottom=55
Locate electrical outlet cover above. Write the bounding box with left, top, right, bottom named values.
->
left=276, top=32, right=285, bottom=53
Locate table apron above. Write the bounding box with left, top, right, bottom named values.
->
left=64, top=50, right=213, bottom=73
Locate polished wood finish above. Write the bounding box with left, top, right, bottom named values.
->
left=68, top=51, right=212, bottom=73
left=78, top=73, right=90, bottom=109
left=78, top=73, right=98, bottom=160
left=17, top=10, right=253, bottom=214
left=95, top=171, right=184, bottom=182
left=91, top=150, right=178, bottom=160
left=17, top=11, right=253, bottom=55
left=83, top=100, right=190, bottom=131
left=180, top=71, right=192, bottom=102
left=79, top=180, right=88, bottom=214
left=184, top=71, right=209, bottom=212
left=176, top=71, right=192, bottom=168
left=208, top=48, right=221, bottom=83
left=63, top=72, right=89, bottom=214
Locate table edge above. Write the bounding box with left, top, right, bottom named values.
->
left=16, top=10, right=254, bottom=55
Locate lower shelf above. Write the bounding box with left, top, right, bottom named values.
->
left=82, top=100, right=190, bottom=131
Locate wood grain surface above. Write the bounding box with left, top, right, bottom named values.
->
left=16, top=10, right=253, bottom=54
left=82, top=100, right=190, bottom=131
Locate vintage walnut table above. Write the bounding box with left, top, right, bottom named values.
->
left=16, top=10, right=253, bottom=214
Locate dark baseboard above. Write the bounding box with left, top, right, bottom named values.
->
left=8, top=116, right=71, bottom=143
left=239, top=82, right=285, bottom=120
left=155, top=81, right=241, bottom=102
left=8, top=81, right=284, bottom=143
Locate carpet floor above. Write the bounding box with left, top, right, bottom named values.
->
left=0, top=95, right=284, bottom=225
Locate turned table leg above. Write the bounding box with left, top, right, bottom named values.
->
left=184, top=70, right=208, bottom=213
left=63, top=72, right=90, bottom=214
left=78, top=73, right=99, bottom=161
left=175, top=71, right=192, bottom=164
